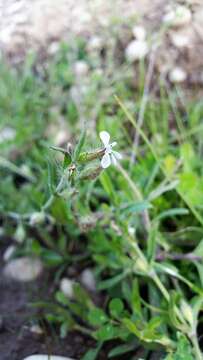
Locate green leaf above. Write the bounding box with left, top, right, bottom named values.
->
left=98, top=272, right=129, bottom=290
left=108, top=342, right=137, bottom=358
left=155, top=208, right=189, bottom=221
left=42, top=250, right=63, bottom=265
left=63, top=153, right=72, bottom=168
left=95, top=324, right=116, bottom=341
left=164, top=334, right=194, bottom=360
left=81, top=343, right=103, bottom=360
left=109, top=298, right=124, bottom=318
left=88, top=308, right=108, bottom=327
left=73, top=128, right=86, bottom=162
left=120, top=201, right=152, bottom=218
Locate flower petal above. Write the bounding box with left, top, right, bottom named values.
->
left=101, top=153, right=111, bottom=168
left=112, top=150, right=122, bottom=160
left=99, top=131, right=110, bottom=147
left=111, top=153, right=118, bottom=165
left=111, top=141, right=117, bottom=147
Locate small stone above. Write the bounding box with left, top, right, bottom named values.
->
left=132, top=25, right=146, bottom=40
left=4, top=257, right=43, bottom=282
left=3, top=245, right=16, bottom=262
left=23, top=356, right=75, bottom=360
left=60, top=278, right=74, bottom=299
left=169, top=67, right=187, bottom=83
left=170, top=32, right=190, bottom=48
left=87, top=36, right=103, bottom=51
left=73, top=61, right=89, bottom=77
left=80, top=269, right=96, bottom=291
left=163, top=6, right=192, bottom=27
left=0, top=127, right=16, bottom=143
left=48, top=42, right=60, bottom=55
left=30, top=324, right=43, bottom=335
left=125, top=40, right=148, bottom=62
left=54, top=131, right=69, bottom=146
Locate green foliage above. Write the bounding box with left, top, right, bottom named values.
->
left=1, top=39, right=203, bottom=360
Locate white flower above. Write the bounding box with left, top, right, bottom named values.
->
left=99, top=131, right=122, bottom=169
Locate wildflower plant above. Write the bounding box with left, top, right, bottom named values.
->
left=1, top=44, right=203, bottom=360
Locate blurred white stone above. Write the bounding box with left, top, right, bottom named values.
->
left=30, top=324, right=43, bottom=335
left=23, top=356, right=75, bottom=360
left=73, top=61, right=89, bottom=77
left=4, top=257, right=43, bottom=281
left=163, top=6, right=192, bottom=27
left=54, top=130, right=69, bottom=146
left=0, top=127, right=16, bottom=143
left=125, top=40, right=148, bottom=62
left=48, top=42, right=60, bottom=55
left=80, top=269, right=96, bottom=291
left=60, top=278, right=74, bottom=299
left=3, top=245, right=16, bottom=262
left=87, top=36, right=103, bottom=51
left=169, top=67, right=187, bottom=83
left=170, top=32, right=190, bottom=48
left=132, top=25, right=146, bottom=40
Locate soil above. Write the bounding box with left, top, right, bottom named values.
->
left=0, top=236, right=110, bottom=360
left=0, top=236, right=149, bottom=360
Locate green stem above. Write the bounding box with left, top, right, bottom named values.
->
left=42, top=173, right=66, bottom=211
left=191, top=334, right=203, bottom=360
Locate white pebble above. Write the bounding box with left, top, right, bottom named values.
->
left=60, top=278, right=74, bottom=299
left=132, top=26, right=146, bottom=40
left=125, top=40, right=148, bottom=62
left=3, top=245, right=16, bottom=262
left=0, top=127, right=16, bottom=143
left=170, top=32, right=190, bottom=48
left=163, top=6, right=192, bottom=27
left=4, top=257, right=43, bottom=282
left=54, top=130, right=69, bottom=146
left=73, top=61, right=89, bottom=77
left=23, top=356, right=75, bottom=360
left=80, top=269, right=96, bottom=291
left=87, top=36, right=103, bottom=51
left=169, top=67, right=187, bottom=83
left=30, top=324, right=43, bottom=335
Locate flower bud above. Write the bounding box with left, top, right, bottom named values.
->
left=14, top=223, right=25, bottom=243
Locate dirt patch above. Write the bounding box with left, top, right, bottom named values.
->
left=0, top=237, right=103, bottom=360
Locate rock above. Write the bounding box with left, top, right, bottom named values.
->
left=4, top=257, right=43, bottom=282
left=23, top=356, right=75, bottom=360
left=29, top=324, right=43, bottom=335
left=169, top=67, right=187, bottom=83
left=73, top=61, right=89, bottom=77
left=170, top=32, right=190, bottom=48
left=163, top=6, right=192, bottom=28
left=125, top=40, right=148, bottom=62
left=60, top=278, right=74, bottom=299
left=0, top=127, right=16, bottom=143
left=54, top=131, right=69, bottom=147
left=3, top=245, right=16, bottom=262
left=87, top=36, right=103, bottom=52
left=132, top=25, right=146, bottom=40
left=80, top=269, right=96, bottom=291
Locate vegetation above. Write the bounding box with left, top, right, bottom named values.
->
left=1, top=41, right=203, bottom=359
